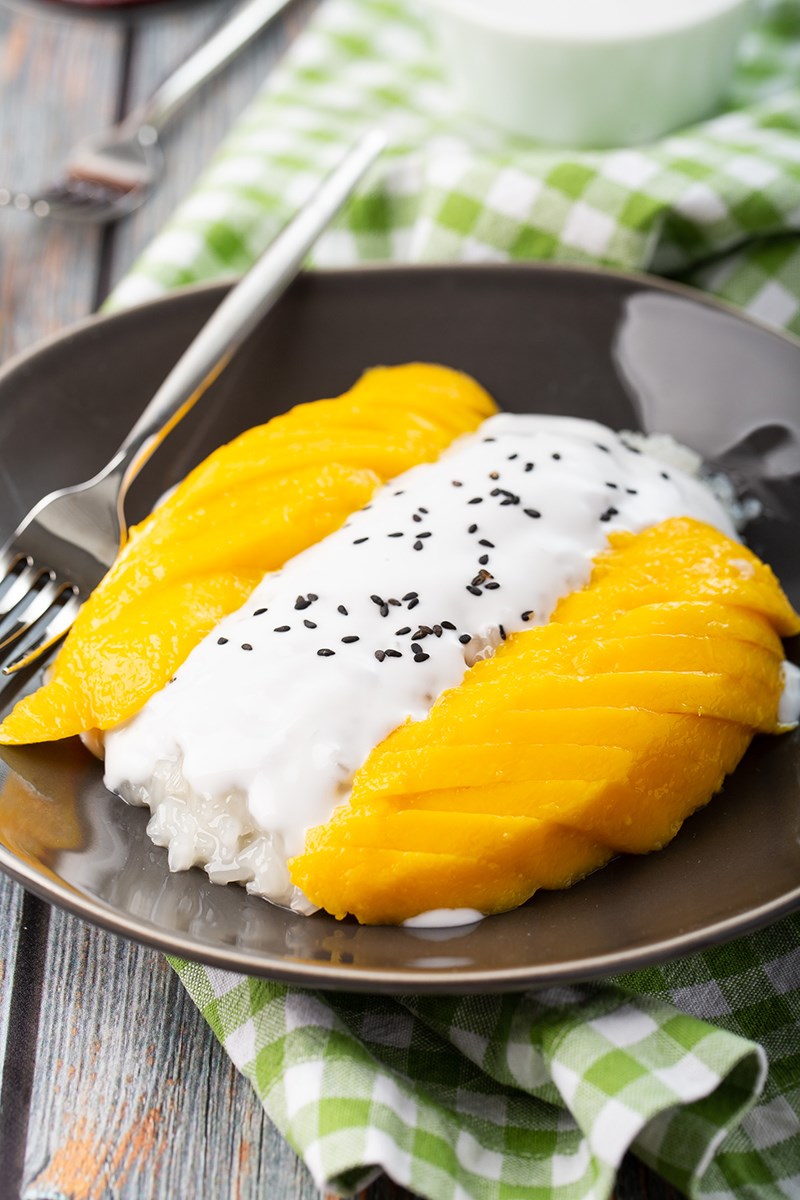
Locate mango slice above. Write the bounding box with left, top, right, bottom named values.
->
left=290, top=518, right=800, bottom=924
left=0, top=364, right=495, bottom=743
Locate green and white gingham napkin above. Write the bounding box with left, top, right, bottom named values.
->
left=109, top=0, right=800, bottom=1194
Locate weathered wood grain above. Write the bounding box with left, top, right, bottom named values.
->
left=0, top=5, right=122, bottom=360
left=108, top=0, right=320, bottom=290
left=22, top=911, right=322, bottom=1200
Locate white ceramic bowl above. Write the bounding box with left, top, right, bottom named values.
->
left=425, top=0, right=755, bottom=148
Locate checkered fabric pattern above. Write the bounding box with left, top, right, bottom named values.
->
left=108, top=0, right=800, bottom=1193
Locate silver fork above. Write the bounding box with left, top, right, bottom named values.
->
left=0, top=0, right=295, bottom=224
left=0, top=129, right=385, bottom=678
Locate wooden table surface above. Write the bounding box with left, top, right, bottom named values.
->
left=0, top=4, right=683, bottom=1197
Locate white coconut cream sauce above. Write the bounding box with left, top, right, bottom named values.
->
left=103, top=414, right=750, bottom=915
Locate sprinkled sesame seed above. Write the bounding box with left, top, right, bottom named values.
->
left=522, top=610, right=534, bottom=622
left=375, top=650, right=386, bottom=662
left=394, top=489, right=405, bottom=495
left=627, top=445, right=642, bottom=455
left=459, top=633, right=471, bottom=644
left=433, top=625, right=443, bottom=637
left=411, top=643, right=423, bottom=654
left=468, top=524, right=478, bottom=534
left=381, top=604, right=389, bottom=617
left=489, top=471, right=499, bottom=480
left=418, top=532, right=432, bottom=539
left=552, top=452, right=561, bottom=461
left=525, top=463, right=534, bottom=472
left=388, top=532, right=403, bottom=538
left=483, top=437, right=496, bottom=442
left=627, top=487, right=638, bottom=495
left=413, top=513, right=422, bottom=523
left=485, top=581, right=500, bottom=590
left=342, top=635, right=359, bottom=644
left=490, top=488, right=501, bottom=497
left=274, top=626, right=290, bottom=633
left=468, top=497, right=483, bottom=505
left=606, top=481, right=618, bottom=489
left=479, top=554, right=489, bottom=565
left=241, top=643, right=253, bottom=651
left=295, top=596, right=311, bottom=610
left=217, top=637, right=228, bottom=645
left=508, top=453, right=518, bottom=461
left=599, top=506, right=619, bottom=523
left=414, top=652, right=430, bottom=663
left=304, top=620, right=317, bottom=629
left=467, top=584, right=482, bottom=596
left=353, top=537, right=368, bottom=544
left=524, top=508, right=541, bottom=519
left=388, top=598, right=402, bottom=606
left=414, top=541, right=423, bottom=551
left=596, top=443, right=611, bottom=453
left=499, top=624, right=507, bottom=640
left=452, top=480, right=463, bottom=487
left=338, top=604, right=348, bottom=616
left=317, top=648, right=335, bottom=657
left=371, top=595, right=383, bottom=605
left=308, top=594, right=318, bottom=602
left=396, top=626, right=411, bottom=635
left=442, top=621, right=456, bottom=630
left=385, top=649, right=402, bottom=658
left=661, top=471, right=670, bottom=480
left=407, top=597, right=419, bottom=610
left=253, top=608, right=268, bottom=615
left=479, top=539, right=494, bottom=548
left=419, top=506, right=429, bottom=514
left=403, top=591, right=418, bottom=601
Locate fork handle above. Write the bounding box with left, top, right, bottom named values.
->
left=109, top=130, right=386, bottom=497
left=132, top=0, right=297, bottom=136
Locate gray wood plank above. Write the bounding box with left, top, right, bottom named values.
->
left=22, top=911, right=322, bottom=1200
left=0, top=875, right=23, bottom=1067
left=0, top=5, right=122, bottom=360
left=108, top=0, right=320, bottom=291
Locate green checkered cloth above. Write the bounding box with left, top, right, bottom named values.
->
left=109, top=0, right=800, bottom=1194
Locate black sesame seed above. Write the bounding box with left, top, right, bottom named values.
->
left=308, top=594, right=318, bottom=602
left=388, top=598, right=402, bottom=606
left=414, top=541, right=423, bottom=551
left=499, top=624, right=507, bottom=640
left=596, top=443, right=611, bottom=453
left=380, top=604, right=389, bottom=617
left=408, top=598, right=420, bottom=610
left=295, top=595, right=311, bottom=610
left=338, top=604, right=348, bottom=616
left=525, top=462, right=534, bottom=472
left=217, top=637, right=228, bottom=645
left=414, top=652, right=430, bottom=663
left=626, top=487, right=638, bottom=495
left=468, top=524, right=478, bottom=534
left=342, top=635, right=359, bottom=644
left=388, top=532, right=403, bottom=538
left=385, top=649, right=402, bottom=658
left=253, top=608, right=268, bottom=615
left=605, top=481, right=618, bottom=490
left=419, top=506, right=429, bottom=514
left=371, top=595, right=384, bottom=605
left=483, top=437, right=496, bottom=442
left=419, top=625, right=433, bottom=635
left=472, top=569, right=491, bottom=585
left=627, top=445, right=642, bottom=455
left=490, top=488, right=501, bottom=498
left=396, top=626, right=411, bottom=636
left=524, top=509, right=541, bottom=519
left=375, top=650, right=386, bottom=662
left=599, top=506, right=619, bottom=523
left=274, top=625, right=290, bottom=633
left=500, top=498, right=514, bottom=506
left=661, top=471, right=670, bottom=480
left=403, top=592, right=418, bottom=601
left=413, top=513, right=422, bottom=523
left=452, top=480, right=463, bottom=488
left=394, top=490, right=405, bottom=495
left=318, top=648, right=335, bottom=657
left=418, top=532, right=431, bottom=539
left=442, top=621, right=456, bottom=631
left=485, top=581, right=500, bottom=590
left=353, top=537, right=368, bottom=544
left=508, top=453, right=518, bottom=461
left=552, top=452, right=562, bottom=460
left=479, top=554, right=489, bottom=565
left=241, top=643, right=253, bottom=651
left=411, top=643, right=423, bottom=654
left=433, top=625, right=443, bottom=637
left=304, top=619, right=317, bottom=629
left=522, top=610, right=534, bottom=622
left=479, top=539, right=495, bottom=548
left=468, top=497, right=483, bottom=505
left=459, top=634, right=471, bottom=645
left=467, top=585, right=482, bottom=596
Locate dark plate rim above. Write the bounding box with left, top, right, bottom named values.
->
left=1, top=260, right=799, bottom=992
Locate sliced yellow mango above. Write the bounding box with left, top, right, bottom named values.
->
left=0, top=364, right=496, bottom=743
left=290, top=517, right=799, bottom=924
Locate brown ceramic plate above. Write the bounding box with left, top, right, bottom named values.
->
left=0, top=264, right=798, bottom=992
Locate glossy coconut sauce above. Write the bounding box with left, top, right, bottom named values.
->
left=103, top=414, right=741, bottom=897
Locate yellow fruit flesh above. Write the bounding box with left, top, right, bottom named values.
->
left=0, top=364, right=496, bottom=743
left=290, top=518, right=799, bottom=924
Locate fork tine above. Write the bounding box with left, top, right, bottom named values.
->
left=0, top=558, right=40, bottom=617
left=0, top=572, right=62, bottom=651
left=3, top=589, right=80, bottom=676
